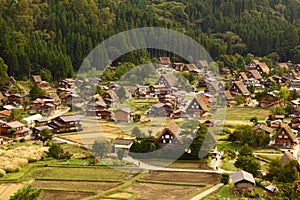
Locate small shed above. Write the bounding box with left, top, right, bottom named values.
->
left=231, top=170, right=255, bottom=195
left=114, top=108, right=132, bottom=123
left=113, top=139, right=133, bottom=153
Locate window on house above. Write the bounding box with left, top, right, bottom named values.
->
left=163, top=139, right=166, bottom=143
left=278, top=135, right=282, bottom=138
left=165, top=135, right=170, bottom=139
left=284, top=135, right=288, bottom=139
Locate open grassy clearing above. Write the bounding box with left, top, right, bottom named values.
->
left=141, top=171, right=220, bottom=184
left=217, top=141, right=241, bottom=152
left=255, top=154, right=282, bottom=162
left=31, top=166, right=130, bottom=181
left=254, top=149, right=282, bottom=154
left=32, top=180, right=120, bottom=192
left=126, top=182, right=204, bottom=200
left=225, top=107, right=270, bottom=121
left=39, top=190, right=94, bottom=200
left=221, top=159, right=237, bottom=171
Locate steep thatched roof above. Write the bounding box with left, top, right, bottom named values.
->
left=159, top=57, right=171, bottom=65
left=275, top=124, right=298, bottom=142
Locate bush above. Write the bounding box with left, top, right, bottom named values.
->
left=221, top=173, right=230, bottom=185
left=0, top=169, right=6, bottom=177
left=48, top=143, right=73, bottom=160
left=19, top=138, right=25, bottom=143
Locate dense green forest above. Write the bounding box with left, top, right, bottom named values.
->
left=0, top=0, right=300, bottom=81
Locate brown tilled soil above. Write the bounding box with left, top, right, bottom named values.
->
left=32, top=180, right=120, bottom=191
left=39, top=190, right=94, bottom=200
left=126, top=183, right=202, bottom=200
left=141, top=171, right=220, bottom=184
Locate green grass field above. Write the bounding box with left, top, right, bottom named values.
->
left=225, top=107, right=271, bottom=121
left=217, top=141, right=241, bottom=152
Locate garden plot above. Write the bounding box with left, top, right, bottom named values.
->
left=39, top=190, right=94, bottom=200
left=126, top=183, right=203, bottom=200
left=32, top=180, right=120, bottom=192
left=141, top=171, right=220, bottom=184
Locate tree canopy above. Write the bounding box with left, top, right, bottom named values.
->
left=91, top=139, right=112, bottom=159
left=0, top=0, right=300, bottom=81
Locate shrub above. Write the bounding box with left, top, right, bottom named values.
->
left=221, top=173, right=230, bottom=185
left=19, top=138, right=25, bottom=143
left=0, top=169, right=6, bottom=177
left=4, top=164, right=19, bottom=173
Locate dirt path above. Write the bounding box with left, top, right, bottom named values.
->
left=190, top=183, right=224, bottom=200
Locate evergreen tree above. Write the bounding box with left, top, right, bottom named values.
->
left=10, top=184, right=42, bottom=200
left=0, top=57, right=9, bottom=89
left=29, top=83, right=45, bottom=100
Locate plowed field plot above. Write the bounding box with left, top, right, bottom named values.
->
left=32, top=180, right=120, bottom=192
left=126, top=183, right=202, bottom=200
left=141, top=171, right=220, bottom=184
left=31, top=167, right=130, bottom=181
left=39, top=190, right=94, bottom=200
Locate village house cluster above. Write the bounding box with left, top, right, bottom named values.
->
left=0, top=57, right=300, bottom=152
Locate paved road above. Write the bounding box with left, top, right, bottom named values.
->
left=48, top=108, right=70, bottom=120
left=190, top=183, right=224, bottom=200
left=123, top=155, right=232, bottom=174
left=53, top=136, right=83, bottom=145
left=253, top=152, right=283, bottom=156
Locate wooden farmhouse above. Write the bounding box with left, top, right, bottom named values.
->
left=32, top=75, right=42, bottom=84
left=49, top=115, right=82, bottom=133
left=8, top=94, right=23, bottom=103
left=186, top=95, right=208, bottom=118
left=247, top=59, right=270, bottom=75
left=157, top=122, right=180, bottom=147
left=229, top=81, right=250, bottom=101
left=156, top=73, right=178, bottom=88
left=254, top=124, right=273, bottom=137
left=246, top=69, right=263, bottom=80
left=197, top=60, right=209, bottom=69
left=274, top=124, right=298, bottom=148
left=103, top=90, right=119, bottom=106
left=257, top=92, right=281, bottom=107
left=159, top=57, right=171, bottom=66
left=150, top=102, right=173, bottom=117
left=0, top=121, right=29, bottom=138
